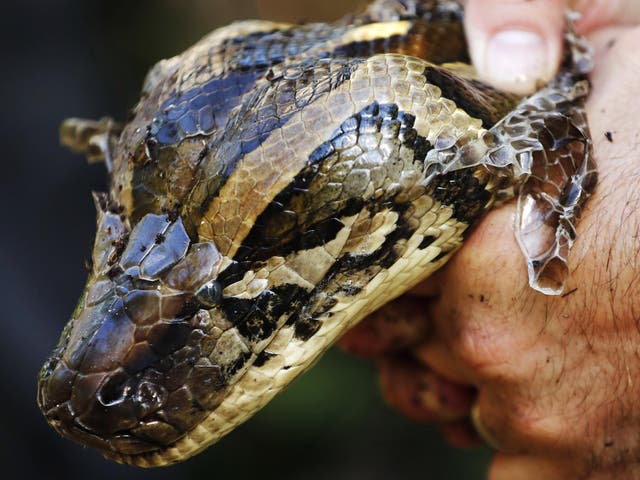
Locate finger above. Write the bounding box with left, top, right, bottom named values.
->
left=414, top=338, right=476, bottom=385
left=488, top=453, right=573, bottom=480
left=338, top=296, right=430, bottom=357
left=573, top=0, right=640, bottom=32
left=464, top=0, right=566, bottom=94
left=378, top=355, right=475, bottom=422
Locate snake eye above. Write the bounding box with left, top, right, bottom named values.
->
left=195, top=280, right=222, bottom=307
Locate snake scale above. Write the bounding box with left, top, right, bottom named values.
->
left=37, top=0, right=596, bottom=467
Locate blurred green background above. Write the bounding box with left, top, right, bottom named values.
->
left=0, top=1, right=491, bottom=478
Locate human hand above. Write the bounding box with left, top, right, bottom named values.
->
left=465, top=0, right=640, bottom=94
left=340, top=1, right=640, bottom=478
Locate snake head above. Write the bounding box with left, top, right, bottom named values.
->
left=37, top=196, right=233, bottom=459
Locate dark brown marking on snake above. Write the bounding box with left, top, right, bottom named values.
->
left=605, top=131, right=613, bottom=143
left=432, top=250, right=449, bottom=262
left=253, top=350, right=276, bottom=367
left=423, top=65, right=519, bottom=129
left=129, top=24, right=370, bottom=226
left=332, top=35, right=405, bottom=59
left=215, top=260, right=254, bottom=288
left=235, top=102, right=434, bottom=263
left=404, top=20, right=469, bottom=63
left=219, top=296, right=253, bottom=325
left=293, top=316, right=323, bottom=340
left=148, top=71, right=265, bottom=147
left=237, top=309, right=276, bottom=344
left=288, top=200, right=417, bottom=341
left=221, top=284, right=309, bottom=344
left=338, top=24, right=468, bottom=64
left=219, top=24, right=343, bottom=68
left=396, top=111, right=433, bottom=161
left=430, top=169, right=492, bottom=225
left=287, top=159, right=499, bottom=342
left=143, top=24, right=349, bottom=149
left=224, top=351, right=251, bottom=378
left=185, top=57, right=362, bottom=229
left=417, top=235, right=438, bottom=249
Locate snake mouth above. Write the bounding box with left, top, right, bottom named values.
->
left=38, top=373, right=162, bottom=456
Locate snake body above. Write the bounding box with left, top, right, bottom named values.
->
left=37, top=0, right=596, bottom=467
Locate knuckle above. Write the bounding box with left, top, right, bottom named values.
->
left=449, top=314, right=517, bottom=376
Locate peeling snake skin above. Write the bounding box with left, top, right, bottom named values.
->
left=38, top=0, right=596, bottom=467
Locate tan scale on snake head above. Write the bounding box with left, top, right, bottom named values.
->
left=38, top=0, right=596, bottom=467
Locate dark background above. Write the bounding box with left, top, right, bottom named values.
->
left=0, top=1, right=491, bottom=478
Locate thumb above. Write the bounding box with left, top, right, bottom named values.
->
left=464, top=0, right=566, bottom=94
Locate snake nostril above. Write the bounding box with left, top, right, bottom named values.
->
left=96, top=371, right=168, bottom=416
left=97, top=373, right=133, bottom=407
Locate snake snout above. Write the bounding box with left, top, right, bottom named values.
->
left=37, top=296, right=175, bottom=455
left=37, top=285, right=230, bottom=458
left=37, top=211, right=236, bottom=459
left=37, top=302, right=161, bottom=455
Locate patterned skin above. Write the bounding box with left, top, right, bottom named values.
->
left=38, top=0, right=595, bottom=467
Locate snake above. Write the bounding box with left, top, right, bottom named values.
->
left=37, top=0, right=596, bottom=467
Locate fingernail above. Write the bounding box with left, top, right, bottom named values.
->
left=484, top=29, right=550, bottom=94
